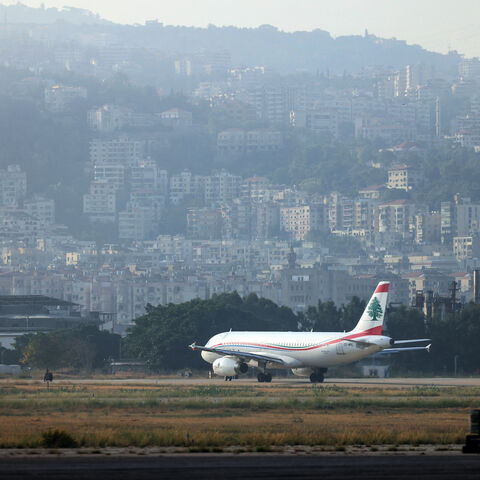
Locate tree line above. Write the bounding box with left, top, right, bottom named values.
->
left=7, top=292, right=480, bottom=376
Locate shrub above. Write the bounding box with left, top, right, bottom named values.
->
left=40, top=429, right=78, bottom=448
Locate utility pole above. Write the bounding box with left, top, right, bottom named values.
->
left=435, top=96, right=441, bottom=137
left=450, top=281, right=458, bottom=320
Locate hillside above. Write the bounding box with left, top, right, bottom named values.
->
left=0, top=4, right=462, bottom=75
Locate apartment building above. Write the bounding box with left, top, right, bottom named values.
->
left=89, top=138, right=145, bottom=167
left=93, top=163, right=125, bottom=188
left=0, top=165, right=27, bottom=207
left=44, top=84, right=87, bottom=112
left=24, top=196, right=55, bottom=225
left=87, top=104, right=131, bottom=132
left=203, top=171, right=242, bottom=206
left=217, top=129, right=283, bottom=155
left=83, top=181, right=116, bottom=223
left=387, top=164, right=421, bottom=191
left=118, top=206, right=154, bottom=241
left=187, top=208, right=223, bottom=240
left=130, top=161, right=168, bottom=193
left=280, top=204, right=328, bottom=241
left=453, top=236, right=480, bottom=261
left=169, top=170, right=202, bottom=205
left=160, top=108, right=193, bottom=128
left=375, top=199, right=415, bottom=237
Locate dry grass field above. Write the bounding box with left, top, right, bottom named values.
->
left=0, top=379, right=476, bottom=450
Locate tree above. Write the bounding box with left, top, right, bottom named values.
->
left=124, top=292, right=298, bottom=370
left=367, top=298, right=383, bottom=322
left=20, top=325, right=120, bottom=371
left=22, top=333, right=66, bottom=369
left=339, top=297, right=366, bottom=331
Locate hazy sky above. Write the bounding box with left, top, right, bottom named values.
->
left=4, top=0, right=480, bottom=57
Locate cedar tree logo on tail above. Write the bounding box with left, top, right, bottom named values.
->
left=367, top=297, right=383, bottom=321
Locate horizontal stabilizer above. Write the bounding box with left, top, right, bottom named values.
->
left=394, top=339, right=431, bottom=345
left=380, top=344, right=431, bottom=354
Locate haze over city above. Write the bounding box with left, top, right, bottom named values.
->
left=2, top=0, right=480, bottom=57
left=0, top=1, right=480, bottom=473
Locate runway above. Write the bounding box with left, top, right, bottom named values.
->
left=9, top=376, right=480, bottom=388
left=0, top=454, right=479, bottom=479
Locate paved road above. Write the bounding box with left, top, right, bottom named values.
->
left=4, top=377, right=479, bottom=387
left=1, top=454, right=480, bottom=479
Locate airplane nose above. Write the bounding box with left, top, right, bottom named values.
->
left=201, top=350, right=209, bottom=361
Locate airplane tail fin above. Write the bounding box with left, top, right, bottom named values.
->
left=351, top=281, right=389, bottom=335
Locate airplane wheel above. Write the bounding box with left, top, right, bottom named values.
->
left=264, top=373, right=272, bottom=383
left=310, top=372, right=325, bottom=383
left=257, top=373, right=265, bottom=382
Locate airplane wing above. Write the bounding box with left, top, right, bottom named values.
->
left=348, top=338, right=431, bottom=348
left=379, top=344, right=431, bottom=354
left=189, top=342, right=289, bottom=366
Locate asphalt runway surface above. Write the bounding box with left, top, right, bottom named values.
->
left=13, top=376, right=480, bottom=387
left=1, top=454, right=480, bottom=479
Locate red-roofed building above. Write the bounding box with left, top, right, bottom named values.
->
left=358, top=185, right=384, bottom=200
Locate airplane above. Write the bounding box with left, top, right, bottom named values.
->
left=189, top=281, right=431, bottom=383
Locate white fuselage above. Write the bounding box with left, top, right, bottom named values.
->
left=201, top=330, right=387, bottom=370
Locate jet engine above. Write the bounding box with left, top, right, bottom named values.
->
left=291, top=368, right=313, bottom=377
left=212, top=357, right=248, bottom=376
left=358, top=335, right=395, bottom=348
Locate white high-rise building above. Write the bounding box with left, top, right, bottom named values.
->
left=83, top=181, right=116, bottom=223
left=89, top=138, right=145, bottom=167
left=24, top=196, right=55, bottom=225
left=0, top=165, right=27, bottom=207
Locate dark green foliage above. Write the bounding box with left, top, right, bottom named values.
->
left=123, top=292, right=298, bottom=370
left=410, top=146, right=480, bottom=209
left=291, top=142, right=387, bottom=196
left=427, top=303, right=480, bottom=375
left=384, top=305, right=429, bottom=373
left=11, top=294, right=480, bottom=376
left=0, top=95, right=88, bottom=227
left=385, top=305, right=427, bottom=340
left=40, top=429, right=78, bottom=448
left=1, top=334, right=35, bottom=364
left=385, top=303, right=480, bottom=375
left=21, top=325, right=120, bottom=371
left=299, top=296, right=366, bottom=332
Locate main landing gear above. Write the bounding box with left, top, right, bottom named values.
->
left=257, top=372, right=272, bottom=383
left=310, top=369, right=327, bottom=383
left=256, top=361, right=272, bottom=383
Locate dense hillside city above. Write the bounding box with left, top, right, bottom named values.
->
left=0, top=4, right=479, bottom=363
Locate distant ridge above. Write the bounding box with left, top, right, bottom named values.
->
left=0, top=4, right=462, bottom=74
left=0, top=3, right=111, bottom=25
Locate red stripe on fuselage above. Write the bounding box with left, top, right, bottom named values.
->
left=210, top=326, right=383, bottom=352
left=374, top=283, right=389, bottom=293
